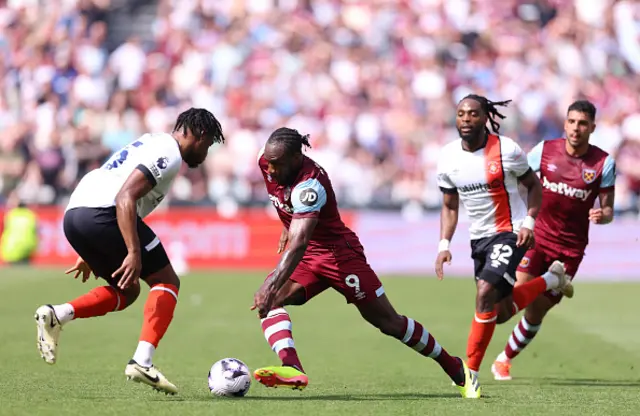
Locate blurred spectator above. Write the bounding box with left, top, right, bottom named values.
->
left=0, top=197, right=38, bottom=265
left=0, top=0, right=638, bottom=215
left=615, top=130, right=640, bottom=214
left=0, top=124, right=29, bottom=203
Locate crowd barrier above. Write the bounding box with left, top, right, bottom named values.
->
left=2, top=207, right=638, bottom=280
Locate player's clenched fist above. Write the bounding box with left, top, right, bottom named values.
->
left=588, top=208, right=604, bottom=224
left=435, top=250, right=452, bottom=280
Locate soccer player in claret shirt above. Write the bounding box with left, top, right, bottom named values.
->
left=250, top=127, right=480, bottom=399
left=491, top=100, right=616, bottom=381
left=435, top=95, right=574, bottom=384
left=34, top=108, right=225, bottom=394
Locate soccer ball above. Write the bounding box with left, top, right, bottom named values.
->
left=208, top=358, right=252, bottom=397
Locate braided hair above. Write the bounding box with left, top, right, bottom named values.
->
left=173, top=108, right=225, bottom=144
left=462, top=94, right=512, bottom=135
left=267, top=127, right=312, bottom=155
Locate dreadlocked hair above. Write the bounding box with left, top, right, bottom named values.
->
left=173, top=108, right=225, bottom=144
left=463, top=94, right=512, bottom=135
left=267, top=127, right=312, bottom=155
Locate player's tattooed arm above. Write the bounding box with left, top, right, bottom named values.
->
left=113, top=169, right=155, bottom=289
left=590, top=189, right=614, bottom=225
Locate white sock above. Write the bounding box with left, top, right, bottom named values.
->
left=496, top=351, right=509, bottom=362
left=542, top=271, right=559, bottom=290
left=52, top=303, right=75, bottom=325
left=132, top=341, right=155, bottom=368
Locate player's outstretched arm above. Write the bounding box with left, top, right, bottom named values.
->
left=271, top=217, right=317, bottom=289
left=253, top=217, right=318, bottom=318
left=516, top=169, right=542, bottom=248
left=113, top=169, right=155, bottom=289
left=435, top=191, right=459, bottom=280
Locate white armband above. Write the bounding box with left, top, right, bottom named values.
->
left=522, top=216, right=535, bottom=230
left=438, top=239, right=450, bottom=253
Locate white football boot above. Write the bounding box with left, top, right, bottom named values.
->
left=547, top=260, right=574, bottom=298
left=35, top=305, right=62, bottom=364
left=125, top=360, right=178, bottom=395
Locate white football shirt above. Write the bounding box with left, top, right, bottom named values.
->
left=66, top=132, right=182, bottom=218
left=437, top=134, right=531, bottom=240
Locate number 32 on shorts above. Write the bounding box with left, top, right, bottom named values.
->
left=345, top=274, right=366, bottom=301
left=490, top=244, right=513, bottom=269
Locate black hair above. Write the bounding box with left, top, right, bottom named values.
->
left=173, top=108, right=225, bottom=144
left=462, top=94, right=512, bottom=135
left=267, top=127, right=311, bottom=155
left=567, top=100, right=596, bottom=121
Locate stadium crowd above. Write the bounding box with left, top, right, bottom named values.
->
left=0, top=0, right=639, bottom=215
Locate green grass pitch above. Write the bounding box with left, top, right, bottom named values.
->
left=0, top=267, right=638, bottom=415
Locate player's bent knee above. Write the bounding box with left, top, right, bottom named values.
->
left=356, top=294, right=403, bottom=337
left=143, top=264, right=181, bottom=290
left=280, top=290, right=307, bottom=307
left=273, top=281, right=307, bottom=307
left=120, top=281, right=141, bottom=308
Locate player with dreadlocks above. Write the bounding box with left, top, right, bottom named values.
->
left=435, top=95, right=573, bottom=387
left=250, top=127, right=480, bottom=398
left=34, top=108, right=224, bottom=394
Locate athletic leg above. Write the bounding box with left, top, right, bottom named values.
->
left=493, top=253, right=580, bottom=380
left=36, top=208, right=141, bottom=365
left=254, top=264, right=328, bottom=390
left=466, top=232, right=525, bottom=374
left=473, top=263, right=564, bottom=370
left=124, top=228, right=180, bottom=395
left=357, top=294, right=473, bottom=384
left=320, top=243, right=480, bottom=398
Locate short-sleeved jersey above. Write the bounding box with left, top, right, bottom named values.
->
left=66, top=132, right=182, bottom=218
left=258, top=151, right=359, bottom=246
left=527, top=138, right=615, bottom=256
left=437, top=134, right=532, bottom=240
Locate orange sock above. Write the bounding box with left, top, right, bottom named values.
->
left=139, top=283, right=179, bottom=347
left=69, top=286, right=125, bottom=319
left=511, top=277, right=547, bottom=314
left=466, top=310, right=498, bottom=372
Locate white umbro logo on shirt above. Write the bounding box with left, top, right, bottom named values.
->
left=547, top=164, right=558, bottom=172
